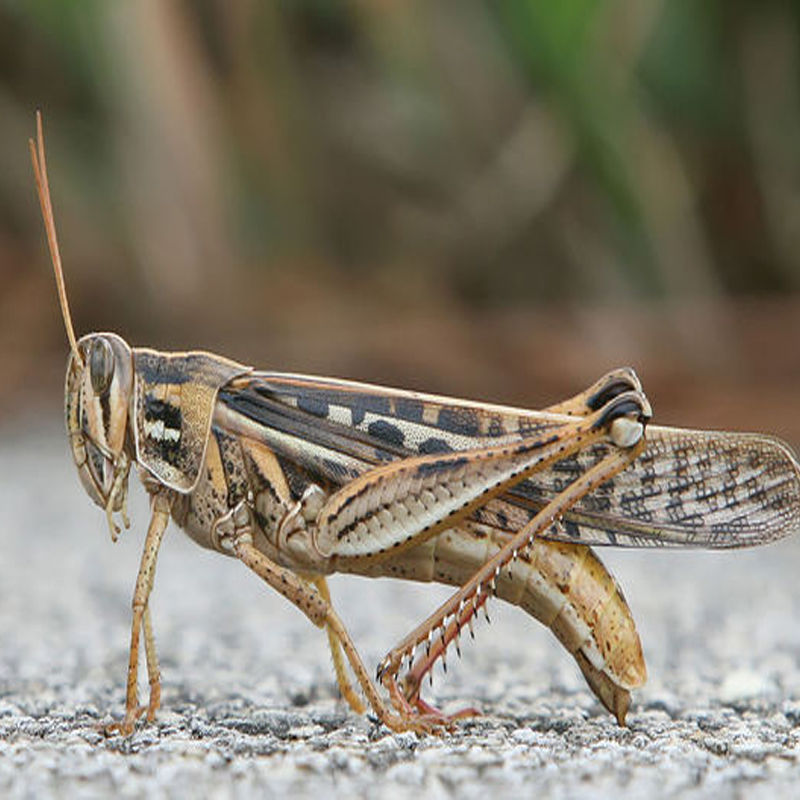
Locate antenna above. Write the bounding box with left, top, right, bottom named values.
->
left=29, top=110, right=83, bottom=365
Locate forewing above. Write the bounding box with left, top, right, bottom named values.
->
left=487, top=426, right=800, bottom=548
left=218, top=372, right=800, bottom=548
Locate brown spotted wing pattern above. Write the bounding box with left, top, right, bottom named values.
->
left=219, top=372, right=800, bottom=549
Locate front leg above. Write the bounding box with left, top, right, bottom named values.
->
left=142, top=602, right=161, bottom=721
left=106, top=492, right=171, bottom=736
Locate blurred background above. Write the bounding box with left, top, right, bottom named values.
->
left=2, top=0, right=800, bottom=442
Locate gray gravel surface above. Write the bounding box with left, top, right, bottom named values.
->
left=3, top=418, right=800, bottom=799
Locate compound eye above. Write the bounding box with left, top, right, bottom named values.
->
left=89, top=338, right=115, bottom=395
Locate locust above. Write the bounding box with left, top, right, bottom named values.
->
left=30, top=112, right=800, bottom=735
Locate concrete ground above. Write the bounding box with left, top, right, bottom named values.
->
left=2, top=418, right=800, bottom=799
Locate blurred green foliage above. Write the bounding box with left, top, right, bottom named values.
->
left=2, top=0, right=800, bottom=323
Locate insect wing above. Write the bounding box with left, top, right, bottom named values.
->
left=498, top=426, right=800, bottom=548
left=218, top=372, right=800, bottom=549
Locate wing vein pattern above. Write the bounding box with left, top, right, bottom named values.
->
left=217, top=373, right=800, bottom=549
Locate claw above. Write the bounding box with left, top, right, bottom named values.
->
left=102, top=704, right=147, bottom=737
left=413, top=696, right=480, bottom=725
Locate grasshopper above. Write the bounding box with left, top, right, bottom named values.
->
left=30, top=113, right=800, bottom=735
